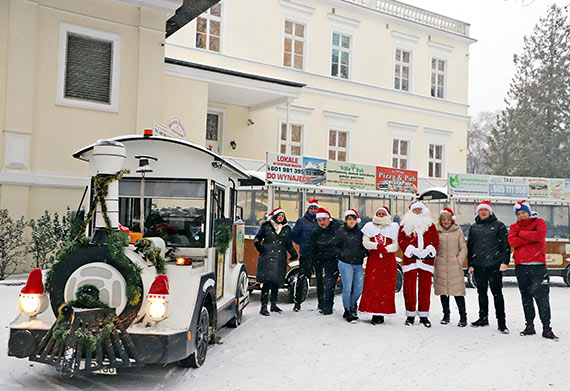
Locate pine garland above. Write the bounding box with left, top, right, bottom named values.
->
left=52, top=285, right=115, bottom=353
left=214, top=220, right=233, bottom=254
left=107, top=231, right=143, bottom=305
left=134, top=238, right=167, bottom=275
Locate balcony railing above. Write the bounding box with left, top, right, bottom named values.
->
left=344, top=0, right=470, bottom=37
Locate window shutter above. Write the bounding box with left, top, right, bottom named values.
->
left=64, top=33, right=113, bottom=104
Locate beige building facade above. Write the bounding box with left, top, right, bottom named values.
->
left=0, top=0, right=474, bottom=223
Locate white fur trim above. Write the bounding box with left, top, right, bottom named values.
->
left=410, top=202, right=426, bottom=211
left=425, top=244, right=437, bottom=258
left=418, top=311, right=430, bottom=317
left=375, top=206, right=391, bottom=216
left=270, top=208, right=285, bottom=217
left=402, top=263, right=417, bottom=273
left=344, top=210, right=361, bottom=223
left=360, top=312, right=397, bottom=316
left=404, top=245, right=417, bottom=258
left=386, top=243, right=399, bottom=253
left=417, top=260, right=434, bottom=274
left=316, top=212, right=330, bottom=219
left=308, top=202, right=319, bottom=208
left=440, top=210, right=456, bottom=221
left=405, top=310, right=417, bottom=317
left=476, top=204, right=492, bottom=213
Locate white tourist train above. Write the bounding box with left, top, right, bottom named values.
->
left=8, top=130, right=249, bottom=376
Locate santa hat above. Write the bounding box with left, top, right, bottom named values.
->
left=118, top=223, right=130, bottom=233
left=375, top=206, right=391, bottom=217
left=440, top=207, right=456, bottom=221
left=476, top=201, right=492, bottom=214
left=148, top=274, right=170, bottom=301
left=268, top=207, right=286, bottom=218
left=307, top=198, right=319, bottom=209
left=344, top=209, right=361, bottom=223
left=20, top=268, right=44, bottom=295
left=514, top=200, right=532, bottom=216
left=409, top=201, right=426, bottom=211
left=316, top=207, right=331, bottom=219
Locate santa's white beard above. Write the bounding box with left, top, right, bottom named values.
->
left=372, top=215, right=392, bottom=227
left=401, top=209, right=433, bottom=235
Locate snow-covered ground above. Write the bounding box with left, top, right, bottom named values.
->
left=1, top=278, right=568, bottom=391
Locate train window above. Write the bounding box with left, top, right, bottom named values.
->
left=118, top=178, right=207, bottom=247
left=237, top=189, right=268, bottom=236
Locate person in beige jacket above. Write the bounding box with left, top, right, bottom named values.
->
left=434, top=207, right=468, bottom=327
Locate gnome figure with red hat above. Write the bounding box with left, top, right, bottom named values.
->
left=254, top=208, right=298, bottom=316
left=398, top=201, right=439, bottom=327
left=467, top=200, right=511, bottom=334
left=359, top=206, right=400, bottom=325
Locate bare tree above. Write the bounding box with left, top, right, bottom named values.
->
left=467, top=111, right=499, bottom=174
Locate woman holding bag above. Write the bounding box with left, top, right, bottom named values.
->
left=434, top=207, right=468, bottom=327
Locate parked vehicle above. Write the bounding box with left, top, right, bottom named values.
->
left=8, top=132, right=249, bottom=376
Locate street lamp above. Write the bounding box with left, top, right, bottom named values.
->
left=135, top=155, right=158, bottom=235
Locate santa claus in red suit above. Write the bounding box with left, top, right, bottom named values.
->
left=398, top=201, right=439, bottom=328
left=359, top=206, right=400, bottom=325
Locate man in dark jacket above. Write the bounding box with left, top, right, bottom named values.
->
left=291, top=199, right=319, bottom=311
left=467, top=201, right=511, bottom=333
left=306, top=207, right=341, bottom=315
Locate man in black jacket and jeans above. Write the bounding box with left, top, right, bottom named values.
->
left=467, top=201, right=511, bottom=334
left=307, top=207, right=341, bottom=315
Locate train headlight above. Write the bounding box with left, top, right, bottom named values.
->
left=147, top=296, right=168, bottom=321
left=18, top=268, right=48, bottom=318
left=146, top=275, right=170, bottom=322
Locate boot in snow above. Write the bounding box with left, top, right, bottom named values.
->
left=371, top=315, right=384, bottom=325
left=520, top=324, right=536, bottom=336
left=350, top=306, right=359, bottom=321
left=420, top=317, right=432, bottom=328
left=542, top=328, right=559, bottom=340
left=270, top=304, right=283, bottom=313
left=458, top=314, right=467, bottom=328
left=321, top=307, right=333, bottom=315
left=440, top=313, right=450, bottom=325
left=343, top=308, right=350, bottom=319
left=260, top=305, right=270, bottom=316
left=471, top=317, right=489, bottom=327
left=498, top=319, right=509, bottom=334
left=293, top=303, right=301, bottom=312
left=405, top=316, right=415, bottom=326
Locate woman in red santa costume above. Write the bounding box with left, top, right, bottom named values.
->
left=398, top=201, right=439, bottom=327
left=359, top=206, right=400, bottom=325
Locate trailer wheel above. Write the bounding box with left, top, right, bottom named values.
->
left=181, top=306, right=210, bottom=368
left=466, top=272, right=477, bottom=289
left=227, top=270, right=248, bottom=328
left=287, top=269, right=308, bottom=303
left=395, top=266, right=404, bottom=293
left=563, top=266, right=570, bottom=287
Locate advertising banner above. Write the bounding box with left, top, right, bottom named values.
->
left=565, top=179, right=570, bottom=200
left=448, top=173, right=490, bottom=196
left=266, top=153, right=311, bottom=184
left=376, top=167, right=418, bottom=193
left=302, top=157, right=327, bottom=185
left=548, top=179, right=565, bottom=200
left=326, top=161, right=376, bottom=190
left=526, top=178, right=549, bottom=198
left=488, top=176, right=528, bottom=198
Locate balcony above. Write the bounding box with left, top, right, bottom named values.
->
left=344, top=0, right=470, bottom=37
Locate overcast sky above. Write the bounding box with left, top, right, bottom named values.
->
left=401, top=0, right=567, bottom=116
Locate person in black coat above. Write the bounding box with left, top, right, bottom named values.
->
left=291, top=198, right=319, bottom=311
left=467, top=201, right=511, bottom=333
left=254, top=208, right=298, bottom=316
left=306, top=207, right=341, bottom=315
left=335, top=209, right=367, bottom=323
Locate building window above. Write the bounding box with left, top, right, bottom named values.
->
left=431, top=58, right=446, bottom=99
left=56, top=23, right=121, bottom=112
left=284, top=21, right=305, bottom=70
left=331, top=32, right=350, bottom=79
left=328, top=130, right=348, bottom=161
left=428, top=143, right=444, bottom=178
left=280, top=123, right=303, bottom=156
left=392, top=139, right=409, bottom=169
left=196, top=3, right=222, bottom=52
left=394, top=49, right=411, bottom=91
